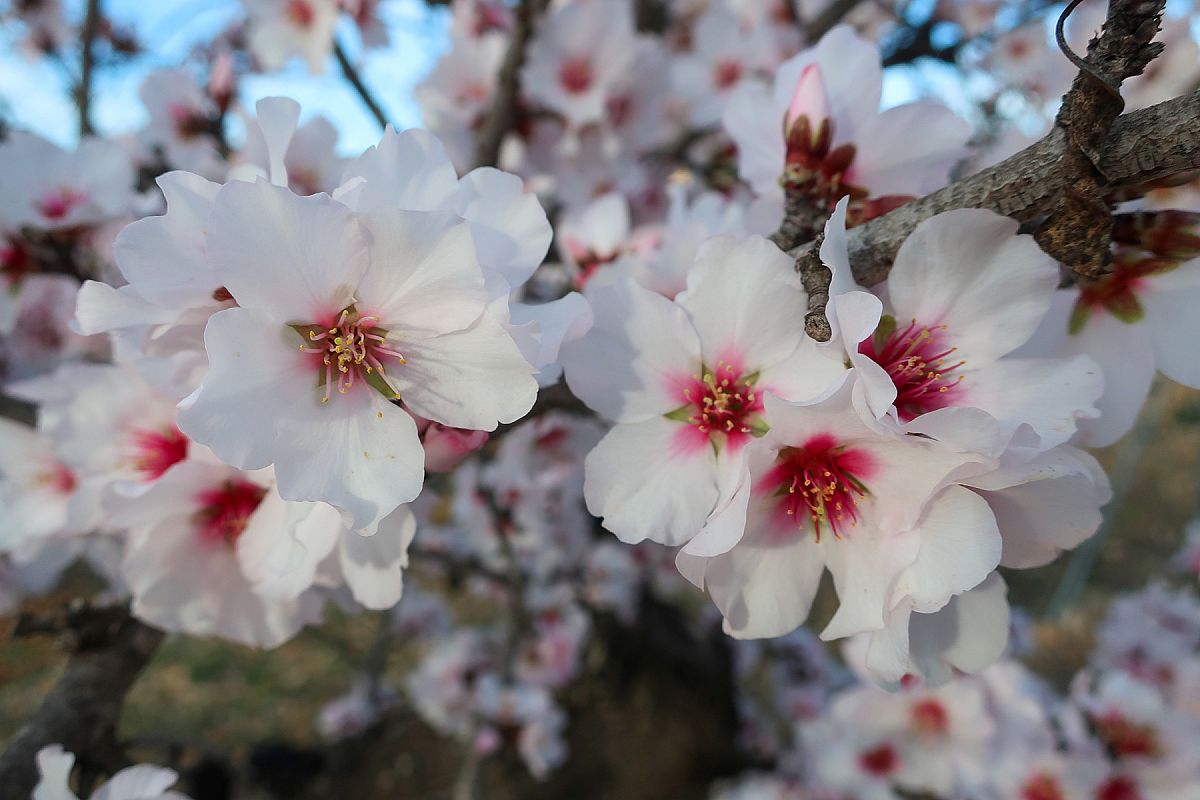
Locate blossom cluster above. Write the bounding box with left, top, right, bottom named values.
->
left=710, top=550, right=1200, bottom=800
left=1, top=0, right=1199, bottom=790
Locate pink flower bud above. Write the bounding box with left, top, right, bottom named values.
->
left=208, top=49, right=236, bottom=113
left=408, top=410, right=490, bottom=472
left=473, top=726, right=502, bottom=755
left=784, top=63, right=830, bottom=137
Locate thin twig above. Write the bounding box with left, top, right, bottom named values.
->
left=333, top=39, right=391, bottom=131
left=77, top=0, right=102, bottom=137
left=472, top=0, right=549, bottom=169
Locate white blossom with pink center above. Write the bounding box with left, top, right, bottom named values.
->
left=110, top=460, right=324, bottom=647
left=823, top=674, right=997, bottom=797
left=676, top=376, right=999, bottom=648
left=520, top=0, right=640, bottom=139
left=1019, top=252, right=1200, bottom=448
left=0, top=417, right=84, bottom=557
left=1070, top=670, right=1200, bottom=789
left=722, top=24, right=970, bottom=228
left=821, top=200, right=1103, bottom=454
left=137, top=69, right=224, bottom=181
left=242, top=0, right=340, bottom=75
left=25, top=364, right=191, bottom=508
left=671, top=6, right=776, bottom=127
left=0, top=131, right=133, bottom=233
left=562, top=234, right=843, bottom=552
left=2, top=273, right=106, bottom=382
left=176, top=178, right=537, bottom=531
left=416, top=31, right=508, bottom=172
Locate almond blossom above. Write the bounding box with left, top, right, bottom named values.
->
left=137, top=69, right=224, bottom=180
left=0, top=131, right=133, bottom=233
left=0, top=417, right=85, bottom=556
left=242, top=0, right=339, bottom=74
left=562, top=234, right=842, bottom=550
left=671, top=5, right=775, bottom=126
left=820, top=199, right=1103, bottom=453
left=1021, top=230, right=1200, bottom=447
left=415, top=31, right=508, bottom=171
left=520, top=0, right=640, bottom=143
left=111, top=459, right=323, bottom=647
left=176, top=177, right=537, bottom=530
left=722, top=24, right=970, bottom=229
left=676, top=377, right=998, bottom=647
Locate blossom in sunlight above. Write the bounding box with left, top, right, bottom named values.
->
left=113, top=459, right=323, bottom=647
left=137, top=68, right=224, bottom=180
left=676, top=375, right=999, bottom=652
left=176, top=177, right=536, bottom=530
left=242, top=0, right=340, bottom=74
left=0, top=131, right=133, bottom=233
left=520, top=0, right=640, bottom=138
left=415, top=31, right=508, bottom=171
left=237, top=104, right=346, bottom=195
left=820, top=200, right=1103, bottom=452
left=562, top=234, right=843, bottom=551
left=670, top=5, right=776, bottom=126
left=0, top=417, right=85, bottom=557
left=722, top=24, right=970, bottom=228
left=1024, top=243, right=1200, bottom=448
left=34, top=744, right=192, bottom=800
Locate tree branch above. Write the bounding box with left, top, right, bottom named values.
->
left=333, top=39, right=391, bottom=131
left=792, top=90, right=1200, bottom=339
left=76, top=0, right=102, bottom=137
left=0, top=604, right=163, bottom=800
left=472, top=0, right=549, bottom=169
left=1034, top=0, right=1165, bottom=278
left=806, top=0, right=864, bottom=42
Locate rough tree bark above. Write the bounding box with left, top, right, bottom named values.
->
left=0, top=606, right=163, bottom=800
left=793, top=90, right=1200, bottom=340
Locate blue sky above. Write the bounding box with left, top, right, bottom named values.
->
left=0, top=0, right=449, bottom=154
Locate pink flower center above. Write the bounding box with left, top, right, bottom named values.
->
left=760, top=433, right=873, bottom=541
left=1096, top=777, right=1142, bottom=800
left=909, top=698, right=950, bottom=735
left=559, top=58, right=593, bottom=94
left=858, top=320, right=964, bottom=421
left=1094, top=711, right=1162, bottom=758
left=858, top=743, right=898, bottom=777
left=677, top=361, right=764, bottom=452
left=713, top=59, right=743, bottom=89
left=286, top=0, right=315, bottom=28
left=1, top=238, right=31, bottom=287
left=1021, top=773, right=1066, bottom=800
left=1071, top=250, right=1179, bottom=333
left=35, top=186, right=89, bottom=221
left=296, top=306, right=406, bottom=404
left=36, top=461, right=77, bottom=495
left=129, top=426, right=189, bottom=481
left=194, top=479, right=267, bottom=545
